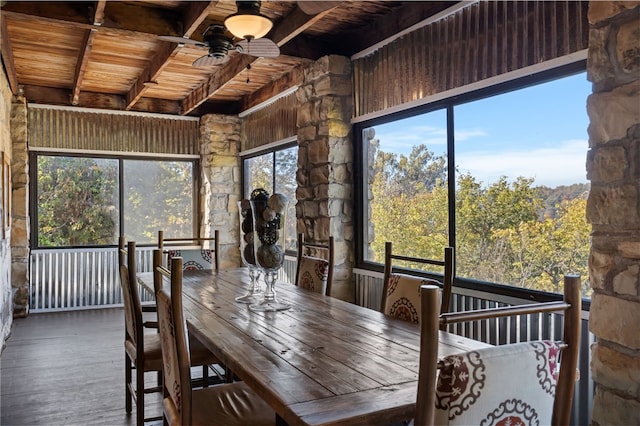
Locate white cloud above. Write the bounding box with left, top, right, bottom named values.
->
left=454, top=129, right=487, bottom=141
left=376, top=125, right=447, bottom=152
left=375, top=125, right=489, bottom=153
left=456, top=139, right=588, bottom=187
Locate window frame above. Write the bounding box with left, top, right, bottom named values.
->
left=354, top=60, right=588, bottom=302
left=29, top=150, right=200, bottom=249
left=240, top=137, right=298, bottom=254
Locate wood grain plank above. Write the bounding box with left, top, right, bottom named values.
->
left=1, top=308, right=164, bottom=426
left=136, top=269, right=489, bottom=426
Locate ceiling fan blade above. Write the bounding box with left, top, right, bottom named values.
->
left=192, top=54, right=230, bottom=67
left=297, top=1, right=341, bottom=15
left=236, top=38, right=280, bottom=58
left=158, top=35, right=207, bottom=48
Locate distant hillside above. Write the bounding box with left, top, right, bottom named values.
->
left=537, top=183, right=590, bottom=219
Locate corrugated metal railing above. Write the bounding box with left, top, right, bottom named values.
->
left=29, top=247, right=155, bottom=311
left=29, top=248, right=295, bottom=312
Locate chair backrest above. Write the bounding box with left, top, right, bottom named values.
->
left=294, top=233, right=335, bottom=296
left=381, top=242, right=454, bottom=325
left=119, top=240, right=142, bottom=347
left=415, top=275, right=581, bottom=426
left=156, top=256, right=193, bottom=425
left=118, top=236, right=126, bottom=267
left=158, top=229, right=220, bottom=271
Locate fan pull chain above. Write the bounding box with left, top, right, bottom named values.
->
left=245, top=39, right=252, bottom=84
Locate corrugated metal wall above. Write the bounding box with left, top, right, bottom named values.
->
left=353, top=0, right=589, bottom=118
left=241, top=91, right=298, bottom=151
left=28, top=105, right=200, bottom=155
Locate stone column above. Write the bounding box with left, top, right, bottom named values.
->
left=200, top=114, right=242, bottom=269
left=10, top=95, right=28, bottom=318
left=586, top=2, right=640, bottom=425
left=297, top=55, right=354, bottom=302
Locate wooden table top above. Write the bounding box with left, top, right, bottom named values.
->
left=137, top=269, right=489, bottom=426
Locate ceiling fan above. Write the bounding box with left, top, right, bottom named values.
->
left=159, top=1, right=280, bottom=67
left=159, top=0, right=341, bottom=67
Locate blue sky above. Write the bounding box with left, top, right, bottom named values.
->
left=372, top=72, right=591, bottom=188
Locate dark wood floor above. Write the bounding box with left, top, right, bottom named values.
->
left=1, top=308, right=163, bottom=426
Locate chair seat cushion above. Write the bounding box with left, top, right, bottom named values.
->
left=164, top=381, right=275, bottom=426
left=125, top=333, right=163, bottom=372
left=125, top=332, right=219, bottom=372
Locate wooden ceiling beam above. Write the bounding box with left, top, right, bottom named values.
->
left=22, top=84, right=180, bottom=115
left=125, top=1, right=218, bottom=110
left=0, top=18, right=19, bottom=94
left=0, top=2, right=94, bottom=25
left=269, top=5, right=336, bottom=47
left=180, top=3, right=335, bottom=116
left=72, top=29, right=97, bottom=106
left=93, top=0, right=106, bottom=26
left=125, top=42, right=180, bottom=110
left=182, top=54, right=254, bottom=115
left=71, top=1, right=105, bottom=106
left=0, top=2, right=179, bottom=37
left=181, top=1, right=218, bottom=37
left=239, top=65, right=304, bottom=112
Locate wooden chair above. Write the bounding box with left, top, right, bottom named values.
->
left=155, top=256, right=276, bottom=426
left=119, top=240, right=163, bottom=426
left=294, top=233, right=335, bottom=296
left=119, top=241, right=221, bottom=426
left=158, top=229, right=219, bottom=271
left=119, top=236, right=156, bottom=314
left=152, top=248, right=226, bottom=386
left=415, top=275, right=581, bottom=426
left=381, top=243, right=454, bottom=325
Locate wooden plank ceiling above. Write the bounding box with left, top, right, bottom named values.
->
left=0, top=1, right=456, bottom=116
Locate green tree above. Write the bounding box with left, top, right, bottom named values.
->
left=370, top=142, right=448, bottom=264
left=123, top=160, right=193, bottom=243
left=37, top=156, right=117, bottom=246
left=369, top=145, right=591, bottom=295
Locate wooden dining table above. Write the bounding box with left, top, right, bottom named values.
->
left=137, top=268, right=489, bottom=426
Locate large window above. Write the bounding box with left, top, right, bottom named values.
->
left=33, top=154, right=196, bottom=247
left=356, top=65, right=591, bottom=296
left=242, top=143, right=297, bottom=251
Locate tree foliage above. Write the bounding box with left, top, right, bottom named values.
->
left=369, top=143, right=591, bottom=296
left=37, top=157, right=195, bottom=247
left=37, top=157, right=117, bottom=246
left=123, top=160, right=194, bottom=243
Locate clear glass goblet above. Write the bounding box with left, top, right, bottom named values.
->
left=235, top=200, right=262, bottom=303
left=248, top=193, right=290, bottom=312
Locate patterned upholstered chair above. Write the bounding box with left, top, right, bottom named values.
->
left=414, top=275, right=581, bottom=426
left=155, top=256, right=275, bottom=426
left=294, top=233, right=334, bottom=296
left=381, top=242, right=454, bottom=325
left=158, top=230, right=219, bottom=271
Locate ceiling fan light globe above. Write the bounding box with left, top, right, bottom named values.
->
left=224, top=14, right=272, bottom=40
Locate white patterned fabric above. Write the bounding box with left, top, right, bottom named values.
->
left=297, top=256, right=329, bottom=294
left=434, top=340, right=560, bottom=426
left=167, top=249, right=213, bottom=271
left=384, top=273, right=432, bottom=324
